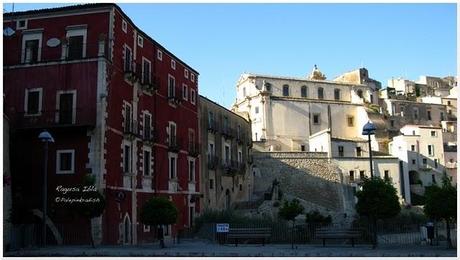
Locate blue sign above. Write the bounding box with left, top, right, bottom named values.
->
left=216, top=223, right=229, bottom=233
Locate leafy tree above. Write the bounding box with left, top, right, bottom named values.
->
left=355, top=177, right=400, bottom=248
left=424, top=176, right=457, bottom=249
left=278, top=199, right=304, bottom=249
left=140, top=197, right=178, bottom=248
left=305, top=210, right=332, bottom=225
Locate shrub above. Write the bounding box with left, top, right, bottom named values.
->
left=305, top=210, right=332, bottom=225
left=410, top=192, right=425, bottom=206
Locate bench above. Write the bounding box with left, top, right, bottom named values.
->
left=315, top=228, right=362, bottom=247
left=227, top=228, right=271, bottom=246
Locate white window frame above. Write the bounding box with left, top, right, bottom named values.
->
left=191, top=73, right=195, bottom=82
left=141, top=57, right=152, bottom=84
left=313, top=113, right=321, bottom=125
left=21, top=30, right=43, bottom=63
left=168, top=152, right=178, bottom=179
left=157, top=49, right=163, bottom=61
left=427, top=145, right=435, bottom=157
left=24, top=88, right=43, bottom=116
left=137, top=35, right=144, bottom=47
left=123, top=44, right=133, bottom=72
left=142, top=146, right=152, bottom=176
left=188, top=157, right=196, bottom=182
left=123, top=102, right=133, bottom=132
left=171, top=59, right=176, bottom=70
left=17, top=19, right=28, bottom=30
left=65, top=25, right=88, bottom=59
left=143, top=224, right=150, bottom=232
left=123, top=141, right=132, bottom=174
left=182, top=84, right=188, bottom=100
left=143, top=111, right=152, bottom=139
left=122, top=19, right=127, bottom=33
left=208, top=141, right=215, bottom=158
left=190, top=89, right=196, bottom=105
left=238, top=149, right=243, bottom=163
left=168, top=121, right=177, bottom=145
left=56, top=149, right=75, bottom=174
left=55, top=90, right=77, bottom=124
left=224, top=143, right=231, bottom=164
left=168, top=74, right=175, bottom=97
left=184, top=69, right=189, bottom=79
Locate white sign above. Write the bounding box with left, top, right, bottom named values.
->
left=46, top=38, right=61, bottom=47
left=216, top=223, right=229, bottom=233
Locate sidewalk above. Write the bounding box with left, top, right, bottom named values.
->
left=4, top=239, right=457, bottom=257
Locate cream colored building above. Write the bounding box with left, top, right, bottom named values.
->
left=389, top=125, right=446, bottom=204
left=309, top=129, right=403, bottom=202
left=232, top=66, right=380, bottom=152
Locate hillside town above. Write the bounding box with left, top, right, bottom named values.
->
left=2, top=3, right=457, bottom=256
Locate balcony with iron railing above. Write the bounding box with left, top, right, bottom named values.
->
left=4, top=40, right=109, bottom=67
left=167, top=135, right=181, bottom=152
left=207, top=155, right=219, bottom=170
left=236, top=132, right=246, bottom=145
left=140, top=75, right=159, bottom=94
left=167, top=91, right=182, bottom=105
left=221, top=126, right=234, bottom=139
left=123, top=120, right=139, bottom=139
left=207, top=119, right=218, bottom=133
left=142, top=128, right=155, bottom=145
left=14, top=108, right=95, bottom=129
left=221, top=159, right=239, bottom=175
left=188, top=142, right=199, bottom=157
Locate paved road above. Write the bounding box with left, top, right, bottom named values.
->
left=4, top=240, right=457, bottom=257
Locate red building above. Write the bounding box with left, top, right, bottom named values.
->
left=4, top=3, right=200, bottom=245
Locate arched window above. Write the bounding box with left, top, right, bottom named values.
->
left=301, top=86, right=308, bottom=98
left=318, top=87, right=324, bottom=100
left=282, top=85, right=289, bottom=96
left=334, top=89, right=341, bottom=100
left=357, top=89, right=363, bottom=98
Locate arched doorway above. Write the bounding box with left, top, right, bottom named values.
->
left=123, top=214, right=131, bottom=245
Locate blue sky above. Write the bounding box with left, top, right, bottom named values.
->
left=4, top=3, right=457, bottom=108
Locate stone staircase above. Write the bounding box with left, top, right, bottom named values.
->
left=251, top=152, right=356, bottom=225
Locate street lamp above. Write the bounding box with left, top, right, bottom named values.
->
left=362, top=121, right=376, bottom=178
left=38, top=130, right=54, bottom=247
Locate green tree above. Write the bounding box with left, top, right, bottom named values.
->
left=140, top=197, right=178, bottom=248
left=355, top=177, right=400, bottom=248
left=424, top=175, right=457, bottom=249
left=278, top=199, right=304, bottom=249
left=305, top=210, right=332, bottom=225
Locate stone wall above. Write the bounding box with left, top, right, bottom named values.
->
left=252, top=152, right=355, bottom=224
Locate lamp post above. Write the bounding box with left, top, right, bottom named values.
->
left=38, top=130, right=54, bottom=247
left=362, top=121, right=376, bottom=178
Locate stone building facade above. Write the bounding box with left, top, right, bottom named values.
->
left=199, top=96, right=253, bottom=211
left=389, top=125, right=446, bottom=204
left=231, top=66, right=380, bottom=152
left=308, top=129, right=403, bottom=202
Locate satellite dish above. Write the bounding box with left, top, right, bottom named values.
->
left=3, top=27, right=15, bottom=37
left=46, top=38, right=61, bottom=47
